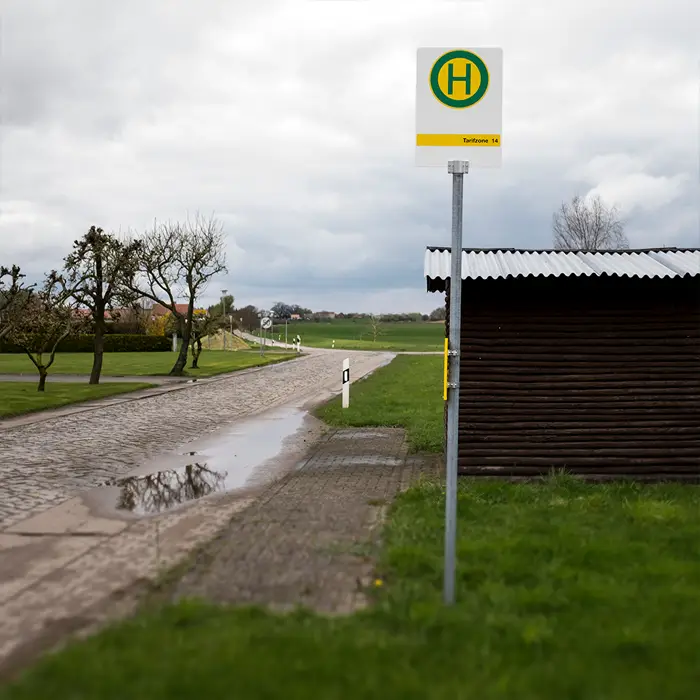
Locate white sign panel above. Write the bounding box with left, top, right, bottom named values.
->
left=261, top=317, right=272, bottom=330
left=416, top=47, right=503, bottom=168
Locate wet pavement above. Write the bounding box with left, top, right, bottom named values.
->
left=94, top=407, right=311, bottom=516
left=0, top=351, right=391, bottom=530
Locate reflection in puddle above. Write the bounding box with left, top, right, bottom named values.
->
left=105, top=463, right=226, bottom=515
left=101, top=407, right=309, bottom=516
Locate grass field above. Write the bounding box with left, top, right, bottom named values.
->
left=4, top=476, right=700, bottom=699
left=0, top=382, right=154, bottom=418
left=4, top=355, right=699, bottom=698
left=315, top=355, right=443, bottom=452
left=0, top=350, right=296, bottom=378
left=263, top=319, right=444, bottom=351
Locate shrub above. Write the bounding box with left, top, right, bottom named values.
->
left=0, top=334, right=171, bottom=353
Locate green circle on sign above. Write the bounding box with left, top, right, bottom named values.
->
left=430, top=50, right=489, bottom=109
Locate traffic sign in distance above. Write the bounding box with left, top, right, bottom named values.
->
left=261, top=317, right=272, bottom=330
left=416, top=47, right=503, bottom=168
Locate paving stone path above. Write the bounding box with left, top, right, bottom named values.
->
left=170, top=428, right=440, bottom=613
left=0, top=352, right=390, bottom=530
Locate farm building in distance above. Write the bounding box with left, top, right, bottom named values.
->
left=425, top=247, right=700, bottom=481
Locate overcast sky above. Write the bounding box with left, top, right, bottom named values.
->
left=1, top=0, right=697, bottom=313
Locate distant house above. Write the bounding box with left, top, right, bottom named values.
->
left=290, top=314, right=302, bottom=320
left=315, top=311, right=336, bottom=320
left=150, top=303, right=206, bottom=320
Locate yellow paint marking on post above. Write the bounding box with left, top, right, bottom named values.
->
left=443, top=337, right=449, bottom=401
left=416, top=134, right=501, bottom=147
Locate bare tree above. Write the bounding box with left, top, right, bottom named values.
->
left=4, top=276, right=82, bottom=391
left=58, top=226, right=141, bottom=384
left=552, top=194, right=628, bottom=251
left=0, top=265, right=34, bottom=340
left=129, top=213, right=227, bottom=376
left=368, top=314, right=382, bottom=343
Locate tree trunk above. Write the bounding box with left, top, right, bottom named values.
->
left=170, top=313, right=191, bottom=376
left=37, top=368, right=47, bottom=392
left=90, top=317, right=105, bottom=384
left=190, top=337, right=201, bottom=369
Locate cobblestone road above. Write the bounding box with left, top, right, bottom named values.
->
left=0, top=352, right=390, bottom=530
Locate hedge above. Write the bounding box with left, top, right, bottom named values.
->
left=0, top=334, right=172, bottom=353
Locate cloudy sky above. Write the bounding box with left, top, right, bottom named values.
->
left=1, top=0, right=697, bottom=313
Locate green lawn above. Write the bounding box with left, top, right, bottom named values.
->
left=0, top=350, right=296, bottom=378
left=262, top=319, right=444, bottom=351
left=315, top=355, right=444, bottom=452
left=4, top=477, right=700, bottom=699
left=0, top=382, right=154, bottom=418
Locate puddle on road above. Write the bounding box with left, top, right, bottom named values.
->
left=101, top=407, right=308, bottom=516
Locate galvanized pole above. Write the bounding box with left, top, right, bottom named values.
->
left=285, top=319, right=288, bottom=349
left=259, top=317, right=263, bottom=357
left=444, top=159, right=467, bottom=605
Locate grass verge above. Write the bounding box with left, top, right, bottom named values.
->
left=0, top=350, right=296, bottom=378
left=0, top=382, right=154, bottom=418
left=314, top=355, right=443, bottom=452
left=264, top=319, right=444, bottom=352
left=3, top=477, right=700, bottom=699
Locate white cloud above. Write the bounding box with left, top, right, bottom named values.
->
left=1, top=0, right=698, bottom=312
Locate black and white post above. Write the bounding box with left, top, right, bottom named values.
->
left=342, top=358, right=350, bottom=408
left=444, top=159, right=467, bottom=605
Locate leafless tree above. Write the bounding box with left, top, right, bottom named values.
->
left=552, top=194, right=628, bottom=251
left=0, top=265, right=34, bottom=340
left=57, top=226, right=141, bottom=384
left=129, top=213, right=227, bottom=376
left=4, top=276, right=83, bottom=391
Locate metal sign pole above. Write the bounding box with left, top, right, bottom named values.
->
left=259, top=317, right=263, bottom=357
left=444, top=159, right=467, bottom=605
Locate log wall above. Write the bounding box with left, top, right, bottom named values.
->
left=447, top=275, right=700, bottom=481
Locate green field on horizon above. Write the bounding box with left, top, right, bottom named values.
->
left=263, top=319, right=444, bottom=352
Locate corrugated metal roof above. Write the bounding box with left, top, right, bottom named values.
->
left=425, top=248, right=700, bottom=282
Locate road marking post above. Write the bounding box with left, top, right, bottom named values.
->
left=342, top=358, right=350, bottom=408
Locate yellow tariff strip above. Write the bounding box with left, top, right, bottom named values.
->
left=443, top=337, right=449, bottom=401
left=417, top=134, right=501, bottom=147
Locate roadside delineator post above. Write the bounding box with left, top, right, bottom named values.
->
left=342, top=358, right=350, bottom=408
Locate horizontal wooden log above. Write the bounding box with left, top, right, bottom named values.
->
left=461, top=336, right=700, bottom=348
left=459, top=327, right=700, bottom=339
left=459, top=446, right=700, bottom=458
left=460, top=385, right=700, bottom=397
left=459, top=422, right=700, bottom=433
left=461, top=434, right=700, bottom=446
left=459, top=410, right=700, bottom=423
left=460, top=351, right=700, bottom=362
left=459, top=374, right=700, bottom=386
left=457, top=455, right=700, bottom=466
left=460, top=362, right=700, bottom=373
left=460, top=399, right=700, bottom=411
